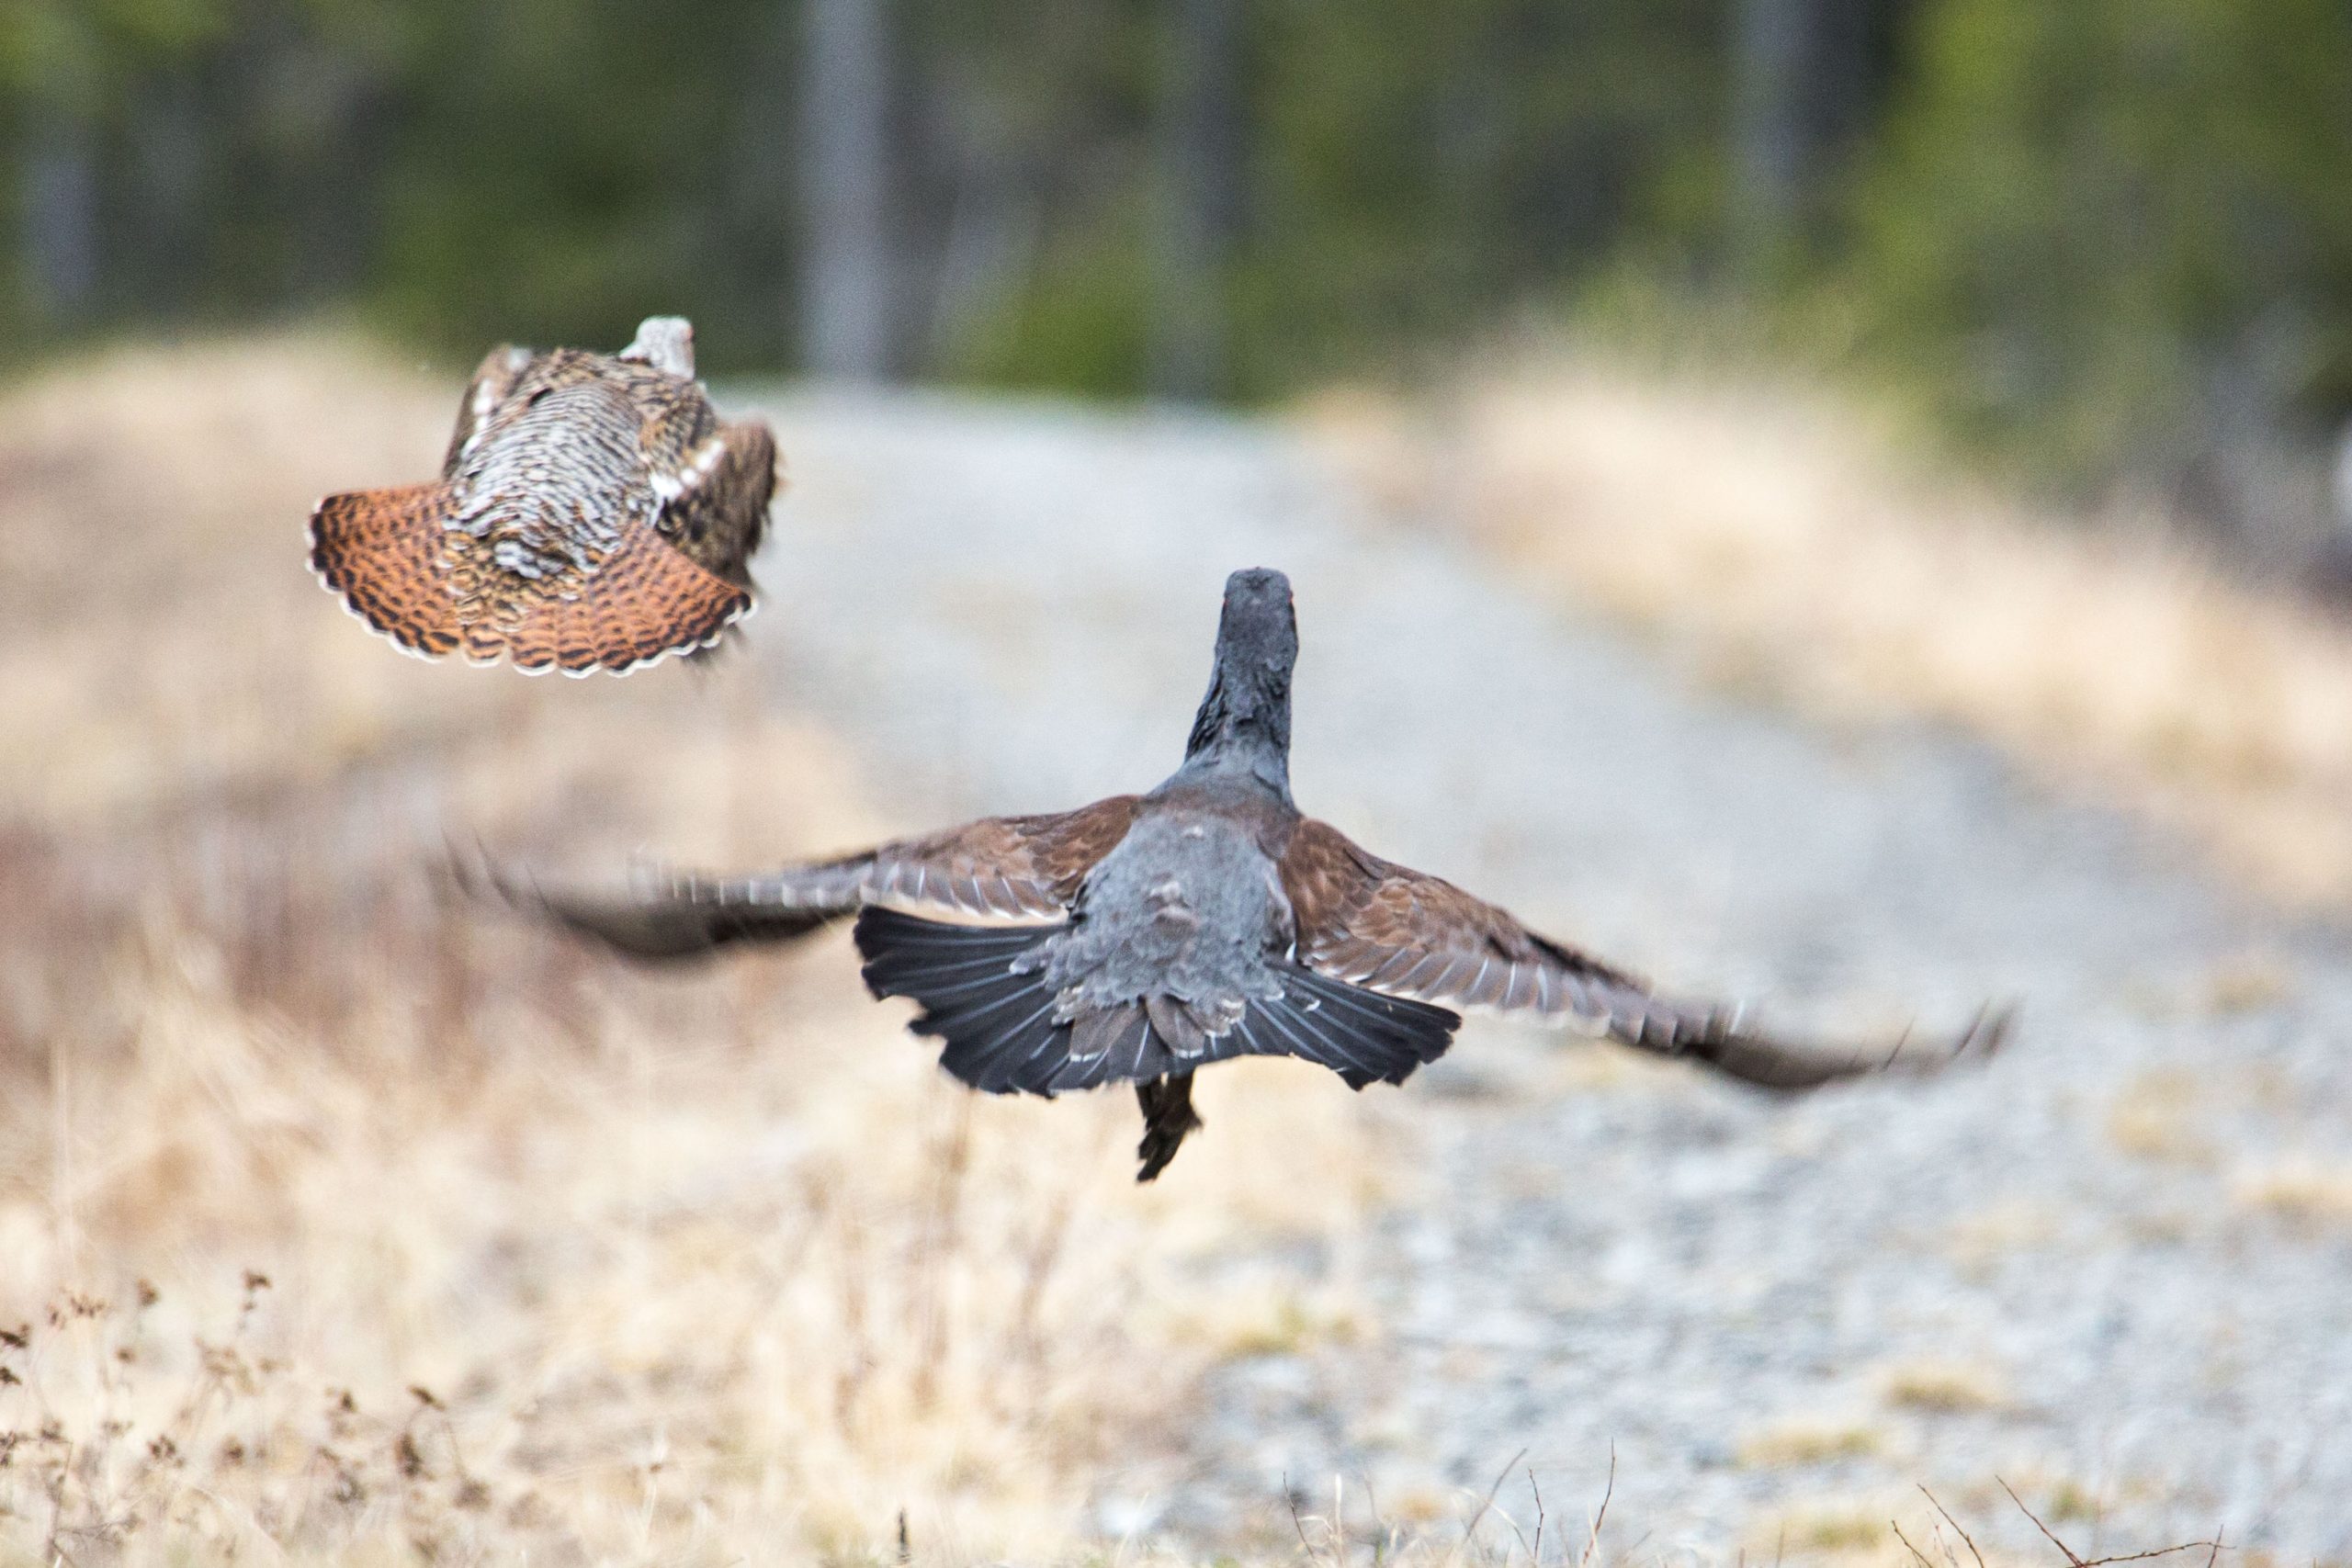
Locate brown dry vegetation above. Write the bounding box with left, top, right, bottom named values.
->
left=3, top=338, right=2267, bottom=1568
left=1308, top=355, right=2352, bottom=908
left=0, top=338, right=1408, bottom=1565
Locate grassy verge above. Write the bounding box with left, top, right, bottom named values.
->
left=0, top=339, right=1396, bottom=1565
left=1307, top=352, right=2352, bottom=908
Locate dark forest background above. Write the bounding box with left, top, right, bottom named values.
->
left=7, top=0, right=2352, bottom=552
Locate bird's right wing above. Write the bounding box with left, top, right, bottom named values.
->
left=1281, top=818, right=2009, bottom=1090
left=440, top=344, right=537, bottom=476
left=477, top=796, right=1142, bottom=960
left=650, top=418, right=780, bottom=588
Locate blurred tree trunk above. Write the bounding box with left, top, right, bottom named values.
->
left=287, top=46, right=388, bottom=304
left=1151, top=0, right=1241, bottom=400
left=800, top=0, right=895, bottom=380
left=921, top=84, right=1037, bottom=370
left=22, top=111, right=101, bottom=326
left=1730, top=0, right=1881, bottom=272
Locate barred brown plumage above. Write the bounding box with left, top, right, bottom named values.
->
left=309, top=316, right=778, bottom=675
left=479, top=569, right=2010, bottom=1180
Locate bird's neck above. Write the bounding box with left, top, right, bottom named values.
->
left=1176, top=667, right=1293, bottom=801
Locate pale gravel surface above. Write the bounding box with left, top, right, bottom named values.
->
left=735, top=386, right=2352, bottom=1561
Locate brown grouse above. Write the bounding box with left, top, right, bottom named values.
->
left=311, top=316, right=778, bottom=675
left=490, top=569, right=2008, bottom=1179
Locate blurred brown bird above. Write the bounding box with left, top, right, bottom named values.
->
left=311, top=316, right=778, bottom=675
left=483, top=569, right=2008, bottom=1180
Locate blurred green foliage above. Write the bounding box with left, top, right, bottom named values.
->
left=4, top=0, right=2349, bottom=514
left=1849, top=0, right=2352, bottom=488
left=1229, top=0, right=1724, bottom=389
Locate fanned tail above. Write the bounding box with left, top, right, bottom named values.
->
left=854, top=908, right=1069, bottom=1093
left=487, top=510, right=753, bottom=676
left=1228, top=964, right=1460, bottom=1089
left=311, top=483, right=753, bottom=675
left=855, top=906, right=1461, bottom=1181
left=309, top=483, right=464, bottom=660
left=854, top=907, right=1461, bottom=1096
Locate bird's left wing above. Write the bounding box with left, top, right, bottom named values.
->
left=440, top=344, right=537, bottom=476
left=478, top=796, right=1142, bottom=961
left=1280, top=818, right=2007, bottom=1090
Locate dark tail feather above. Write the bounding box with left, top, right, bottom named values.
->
left=1053, top=1003, right=1171, bottom=1090
left=1234, top=968, right=1460, bottom=1088
left=854, top=907, right=1460, bottom=1104
left=855, top=908, right=1070, bottom=1096
left=1135, top=1074, right=1201, bottom=1182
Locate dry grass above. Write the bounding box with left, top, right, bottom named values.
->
left=1942, top=1201, right=2064, bottom=1277
left=2103, top=1067, right=2227, bottom=1168
left=1748, top=1480, right=2162, bottom=1568
left=0, top=337, right=1406, bottom=1564
left=1750, top=1497, right=1897, bottom=1559
left=1876, top=1360, right=2009, bottom=1416
left=1736, top=1418, right=1883, bottom=1470
left=2230, top=1156, right=2352, bottom=1231
left=1306, top=355, right=2352, bottom=908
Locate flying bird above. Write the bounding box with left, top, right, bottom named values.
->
left=489, top=569, right=2007, bottom=1179
left=311, top=316, right=778, bottom=675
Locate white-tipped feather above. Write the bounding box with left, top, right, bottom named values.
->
left=315, top=320, right=772, bottom=677
left=310, top=494, right=756, bottom=679
left=305, top=500, right=447, bottom=666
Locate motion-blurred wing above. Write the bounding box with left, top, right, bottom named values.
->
left=472, top=851, right=873, bottom=958
left=1280, top=818, right=2008, bottom=1089
left=485, top=796, right=1144, bottom=961
left=440, top=344, right=537, bottom=476
left=854, top=796, right=1143, bottom=919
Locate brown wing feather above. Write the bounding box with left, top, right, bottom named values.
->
left=654, top=419, right=778, bottom=587
left=619, top=362, right=718, bottom=470
left=611, top=359, right=764, bottom=584
left=858, top=796, right=1142, bottom=919
left=483, top=796, right=1143, bottom=960
left=1281, top=818, right=2008, bottom=1089
left=461, top=849, right=875, bottom=959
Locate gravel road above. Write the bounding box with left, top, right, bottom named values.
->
left=736, top=387, right=2352, bottom=1560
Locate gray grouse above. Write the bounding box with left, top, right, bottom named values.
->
left=311, top=316, right=778, bottom=675
left=493, top=569, right=2008, bottom=1179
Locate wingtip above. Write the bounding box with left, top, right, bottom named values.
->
left=1882, top=998, right=2017, bottom=1080
left=441, top=835, right=537, bottom=918
left=1956, top=998, right=2020, bottom=1064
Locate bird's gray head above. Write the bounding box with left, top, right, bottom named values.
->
left=1181, top=568, right=1297, bottom=795
left=619, top=316, right=696, bottom=378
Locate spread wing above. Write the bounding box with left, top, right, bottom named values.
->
left=1280, top=818, right=2008, bottom=1089
left=475, top=796, right=1143, bottom=960
left=441, top=344, right=538, bottom=476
